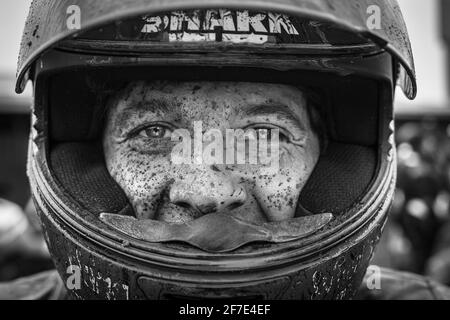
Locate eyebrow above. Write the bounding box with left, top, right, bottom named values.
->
left=244, top=103, right=306, bottom=131
left=122, top=98, right=172, bottom=114
left=113, top=98, right=174, bottom=128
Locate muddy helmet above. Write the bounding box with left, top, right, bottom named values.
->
left=17, top=0, right=416, bottom=300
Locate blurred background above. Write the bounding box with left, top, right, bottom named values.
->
left=0, top=0, right=449, bottom=285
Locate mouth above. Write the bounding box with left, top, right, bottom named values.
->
left=100, top=212, right=333, bottom=253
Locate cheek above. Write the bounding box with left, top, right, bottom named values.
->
left=250, top=143, right=318, bottom=221
left=105, top=145, right=173, bottom=219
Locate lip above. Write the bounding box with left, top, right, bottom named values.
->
left=100, top=212, right=333, bottom=253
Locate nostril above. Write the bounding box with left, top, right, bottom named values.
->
left=170, top=180, right=247, bottom=216
left=174, top=199, right=218, bottom=215
left=226, top=200, right=245, bottom=211
left=174, top=201, right=192, bottom=209
left=196, top=203, right=218, bottom=215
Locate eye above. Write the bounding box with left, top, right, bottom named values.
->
left=137, top=124, right=173, bottom=139
left=248, top=125, right=290, bottom=142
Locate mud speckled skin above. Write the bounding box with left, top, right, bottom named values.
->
left=103, top=81, right=320, bottom=224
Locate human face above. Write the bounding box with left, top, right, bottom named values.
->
left=103, top=81, right=320, bottom=225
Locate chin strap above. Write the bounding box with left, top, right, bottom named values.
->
left=100, top=212, right=333, bottom=253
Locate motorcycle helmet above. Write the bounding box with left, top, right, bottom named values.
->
left=17, top=0, right=416, bottom=299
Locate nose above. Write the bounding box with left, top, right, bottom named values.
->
left=169, top=166, right=247, bottom=215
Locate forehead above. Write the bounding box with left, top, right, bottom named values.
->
left=110, top=81, right=306, bottom=110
